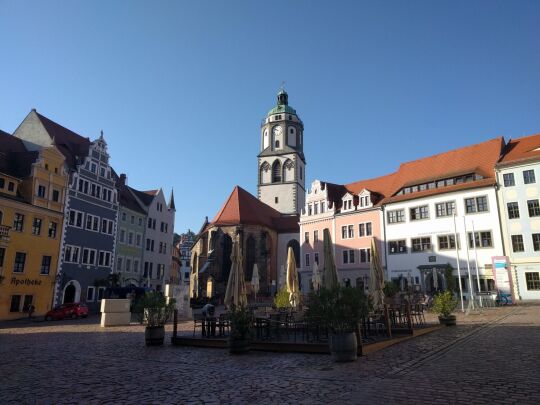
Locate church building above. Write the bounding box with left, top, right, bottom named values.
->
left=190, top=89, right=304, bottom=300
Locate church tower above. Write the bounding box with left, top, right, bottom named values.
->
left=258, top=88, right=306, bottom=215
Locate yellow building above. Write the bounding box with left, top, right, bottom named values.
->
left=0, top=130, right=68, bottom=320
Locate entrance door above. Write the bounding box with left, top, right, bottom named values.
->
left=63, top=285, right=76, bottom=303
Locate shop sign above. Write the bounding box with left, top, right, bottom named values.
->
left=10, top=277, right=43, bottom=287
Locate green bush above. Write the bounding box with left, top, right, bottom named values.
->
left=134, top=292, right=176, bottom=327
left=274, top=287, right=291, bottom=309
left=229, top=304, right=253, bottom=339
left=432, top=290, right=457, bottom=318
left=305, top=286, right=369, bottom=333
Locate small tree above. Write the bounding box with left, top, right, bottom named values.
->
left=274, top=287, right=291, bottom=309
left=432, top=290, right=457, bottom=318
left=134, top=292, right=176, bottom=327
left=444, top=264, right=456, bottom=293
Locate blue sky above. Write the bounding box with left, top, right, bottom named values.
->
left=1, top=1, right=539, bottom=233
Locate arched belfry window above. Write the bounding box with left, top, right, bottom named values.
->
left=272, top=160, right=282, bottom=183
left=275, top=140, right=280, bottom=148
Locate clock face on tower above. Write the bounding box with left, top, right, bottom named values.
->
left=272, top=126, right=283, bottom=138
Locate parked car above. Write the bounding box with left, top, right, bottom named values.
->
left=45, top=303, right=88, bottom=321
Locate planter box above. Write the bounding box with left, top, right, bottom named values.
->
left=100, top=312, right=131, bottom=327
left=100, top=299, right=130, bottom=313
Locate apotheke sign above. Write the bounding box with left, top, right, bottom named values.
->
left=10, top=277, right=43, bottom=287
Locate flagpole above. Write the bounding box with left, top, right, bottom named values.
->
left=463, top=217, right=475, bottom=312
left=453, top=213, right=464, bottom=312
left=471, top=220, right=483, bottom=308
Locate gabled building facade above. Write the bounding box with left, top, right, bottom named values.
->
left=0, top=130, right=68, bottom=320
left=14, top=110, right=119, bottom=312
left=496, top=133, right=540, bottom=300
left=115, top=174, right=146, bottom=287
left=130, top=188, right=175, bottom=292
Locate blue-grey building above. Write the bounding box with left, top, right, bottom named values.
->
left=14, top=110, right=118, bottom=312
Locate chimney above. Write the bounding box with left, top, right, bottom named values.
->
left=119, top=173, right=127, bottom=186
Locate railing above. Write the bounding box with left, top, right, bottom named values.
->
left=0, top=224, right=11, bottom=239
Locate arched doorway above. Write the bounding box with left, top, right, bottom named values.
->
left=221, top=234, right=233, bottom=282
left=286, top=239, right=300, bottom=268
left=62, top=280, right=81, bottom=304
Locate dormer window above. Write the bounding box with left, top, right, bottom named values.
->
left=343, top=200, right=353, bottom=211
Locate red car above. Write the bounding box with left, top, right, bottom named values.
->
left=45, top=303, right=88, bottom=320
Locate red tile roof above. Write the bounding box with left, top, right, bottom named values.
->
left=498, top=133, right=540, bottom=167
left=209, top=186, right=299, bottom=232
left=318, top=137, right=505, bottom=209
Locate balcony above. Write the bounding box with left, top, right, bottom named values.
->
left=0, top=225, right=10, bottom=246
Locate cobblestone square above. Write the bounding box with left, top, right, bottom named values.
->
left=1, top=305, right=539, bottom=404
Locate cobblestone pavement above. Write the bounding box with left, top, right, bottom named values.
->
left=1, top=304, right=539, bottom=404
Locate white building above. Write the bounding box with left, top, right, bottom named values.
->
left=384, top=137, right=506, bottom=297
left=495, top=133, right=540, bottom=300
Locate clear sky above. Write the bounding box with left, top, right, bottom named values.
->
left=1, top=1, right=539, bottom=233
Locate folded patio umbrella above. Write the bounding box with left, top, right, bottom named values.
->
left=286, top=247, right=300, bottom=307
left=369, top=237, right=385, bottom=310
left=251, top=263, right=260, bottom=300
left=224, top=241, right=247, bottom=308
left=322, top=228, right=338, bottom=289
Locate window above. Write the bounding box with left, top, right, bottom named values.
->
left=525, top=272, right=540, bottom=290
left=342, top=249, right=355, bottom=264
left=119, top=229, right=125, bottom=243
left=133, top=260, right=140, bottom=273
left=0, top=247, right=5, bottom=267
left=308, top=205, right=312, bottom=216
left=86, top=214, right=99, bottom=231
left=320, top=201, right=325, bottom=213
left=82, top=248, right=97, bottom=265
left=523, top=170, right=536, bottom=184
left=52, top=190, right=60, bottom=202
left=272, top=161, right=282, bottom=182
left=305, top=253, right=310, bottom=267
left=358, top=222, right=372, bottom=237
left=435, top=201, right=456, bottom=217
left=22, top=295, right=33, bottom=312
left=348, top=225, right=354, bottom=238
left=341, top=226, right=347, bottom=239
left=533, top=234, right=540, bottom=251
left=98, top=251, right=111, bottom=267
left=136, top=234, right=142, bottom=247
left=122, top=212, right=127, bottom=221
left=48, top=221, right=57, bottom=238
left=528, top=200, right=540, bottom=217
left=87, top=286, right=95, bottom=302
left=147, top=218, right=152, bottom=228
left=410, top=206, right=429, bottom=221
left=10, top=295, right=21, bottom=312
left=130, top=215, right=135, bottom=224
left=389, top=240, right=407, bottom=254
left=40, top=256, right=52, bottom=274
left=360, top=248, right=371, bottom=263
left=146, top=238, right=151, bottom=251
left=37, top=185, right=46, bottom=198
left=13, top=252, right=26, bottom=273
left=138, top=218, right=143, bottom=226
left=117, top=257, right=123, bottom=271
left=465, top=196, right=488, bottom=214
left=64, top=245, right=80, bottom=263
left=507, top=202, right=520, bottom=219
left=157, top=264, right=165, bottom=279
left=503, top=173, right=515, bottom=187
left=468, top=231, right=493, bottom=248
left=101, top=218, right=113, bottom=235
left=343, top=200, right=353, bottom=210
left=8, top=181, right=15, bottom=192
left=314, top=230, right=319, bottom=242
left=13, top=213, right=24, bottom=231
left=314, top=253, right=319, bottom=265
left=69, top=210, right=83, bottom=228
left=125, top=258, right=132, bottom=272
left=387, top=209, right=405, bottom=224
left=128, top=232, right=133, bottom=245
left=511, top=235, right=525, bottom=252
left=32, top=218, right=42, bottom=235
left=438, top=235, right=458, bottom=250
left=313, top=203, right=319, bottom=215
left=412, top=237, right=432, bottom=252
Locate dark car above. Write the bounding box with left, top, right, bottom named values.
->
left=45, top=303, right=89, bottom=321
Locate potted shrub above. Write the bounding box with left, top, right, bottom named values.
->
left=306, top=286, right=368, bottom=362
left=135, top=292, right=176, bottom=346
left=274, top=287, right=292, bottom=311
left=432, top=290, right=457, bottom=326
left=228, top=304, right=253, bottom=354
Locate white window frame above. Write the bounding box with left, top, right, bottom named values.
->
left=64, top=245, right=80, bottom=263
left=82, top=248, right=97, bottom=265
left=68, top=209, right=84, bottom=228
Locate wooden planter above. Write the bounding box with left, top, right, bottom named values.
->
left=438, top=315, right=457, bottom=326
left=329, top=332, right=357, bottom=362
left=145, top=325, right=165, bottom=346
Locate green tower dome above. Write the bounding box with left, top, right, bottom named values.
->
left=267, top=88, right=297, bottom=116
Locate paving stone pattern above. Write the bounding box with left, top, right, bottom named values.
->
left=1, top=305, right=539, bottom=404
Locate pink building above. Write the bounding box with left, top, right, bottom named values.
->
left=299, top=174, right=397, bottom=292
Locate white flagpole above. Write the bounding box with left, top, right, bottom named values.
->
left=463, top=217, right=475, bottom=312
left=453, top=213, right=464, bottom=312
left=471, top=220, right=483, bottom=308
